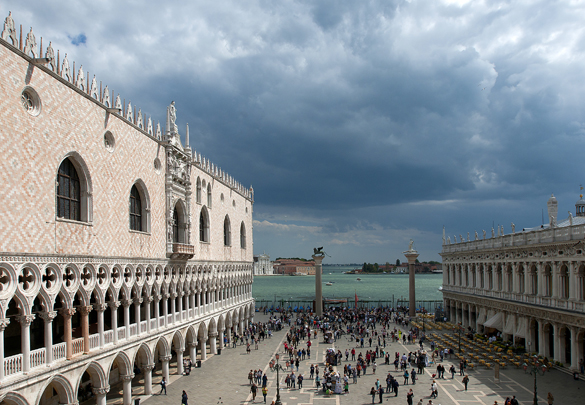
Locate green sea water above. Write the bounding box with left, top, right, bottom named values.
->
left=252, top=265, right=444, bottom=307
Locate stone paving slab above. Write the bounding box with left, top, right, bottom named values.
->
left=133, top=313, right=584, bottom=405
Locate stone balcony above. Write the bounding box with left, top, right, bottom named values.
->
left=171, top=243, right=195, bottom=259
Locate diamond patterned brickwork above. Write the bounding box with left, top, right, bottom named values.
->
left=0, top=41, right=253, bottom=263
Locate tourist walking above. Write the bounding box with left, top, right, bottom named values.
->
left=370, top=387, right=377, bottom=403
left=462, top=375, right=469, bottom=391
left=250, top=382, right=258, bottom=402
left=159, top=377, right=167, bottom=395
left=262, top=386, right=268, bottom=403
left=181, top=390, right=188, bottom=405
left=407, top=388, right=414, bottom=405
left=547, top=392, right=554, bottom=405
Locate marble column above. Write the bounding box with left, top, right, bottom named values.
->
left=161, top=355, right=171, bottom=380
left=134, top=298, right=143, bottom=336
left=199, top=337, right=207, bottom=361
left=121, top=374, right=134, bottom=405
left=176, top=347, right=184, bottom=375
left=312, top=253, right=324, bottom=316
left=39, top=311, right=57, bottom=365
left=122, top=299, right=131, bottom=339
left=570, top=327, right=579, bottom=370
left=162, top=294, right=169, bottom=327
left=553, top=323, right=561, bottom=362
left=154, top=295, right=161, bottom=330
left=109, top=301, right=120, bottom=345
left=170, top=293, right=177, bottom=324
left=95, top=304, right=107, bottom=348
left=404, top=244, right=420, bottom=318
left=16, top=315, right=34, bottom=373
left=538, top=321, right=546, bottom=356
left=0, top=318, right=9, bottom=380
left=209, top=332, right=218, bottom=354
left=143, top=364, right=155, bottom=395
left=92, top=385, right=110, bottom=405
left=189, top=342, right=197, bottom=362
left=146, top=297, right=153, bottom=334
left=219, top=330, right=225, bottom=348
left=79, top=305, right=92, bottom=354
left=61, top=308, right=76, bottom=360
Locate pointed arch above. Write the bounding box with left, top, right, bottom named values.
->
left=199, top=206, right=210, bottom=242
left=56, top=152, right=93, bottom=223
left=240, top=222, right=246, bottom=249
left=129, top=179, right=151, bottom=233
left=223, top=215, right=231, bottom=246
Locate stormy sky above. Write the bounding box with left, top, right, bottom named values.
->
left=4, top=0, right=585, bottom=263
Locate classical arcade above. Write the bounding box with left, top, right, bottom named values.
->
left=0, top=11, right=254, bottom=405
left=441, top=194, right=585, bottom=370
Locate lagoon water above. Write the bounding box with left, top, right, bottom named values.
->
left=252, top=265, right=443, bottom=306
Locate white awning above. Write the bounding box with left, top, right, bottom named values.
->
left=476, top=308, right=487, bottom=325
left=483, top=312, right=503, bottom=330
left=503, top=314, right=515, bottom=334
left=514, top=317, right=527, bottom=338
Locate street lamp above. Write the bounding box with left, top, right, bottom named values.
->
left=454, top=322, right=464, bottom=353
left=523, top=355, right=548, bottom=405
left=270, top=353, right=287, bottom=405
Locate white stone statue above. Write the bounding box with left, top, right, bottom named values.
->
left=475, top=231, right=478, bottom=240
left=169, top=101, right=178, bottom=134
left=511, top=223, right=515, bottom=234
left=569, top=211, right=573, bottom=226
left=467, top=232, right=470, bottom=241
left=483, top=230, right=486, bottom=239
left=491, top=228, right=495, bottom=238
left=2, top=12, right=18, bottom=46
left=408, top=239, right=414, bottom=251
left=447, top=236, right=451, bottom=244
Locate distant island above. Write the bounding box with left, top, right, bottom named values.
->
left=356, top=261, right=442, bottom=274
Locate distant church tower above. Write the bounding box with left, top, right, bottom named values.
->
left=576, top=186, right=585, bottom=217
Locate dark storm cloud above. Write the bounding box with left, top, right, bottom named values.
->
left=4, top=0, right=585, bottom=262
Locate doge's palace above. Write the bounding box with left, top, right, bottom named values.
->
left=0, top=11, right=255, bottom=405
left=442, top=193, right=585, bottom=370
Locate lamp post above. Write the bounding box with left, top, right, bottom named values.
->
left=454, top=322, right=464, bottom=353
left=523, top=355, right=547, bottom=405
left=270, top=353, right=287, bottom=405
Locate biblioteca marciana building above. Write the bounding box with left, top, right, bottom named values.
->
left=441, top=193, right=585, bottom=370
left=0, top=11, right=255, bottom=405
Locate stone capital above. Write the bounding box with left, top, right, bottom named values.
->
left=121, top=374, right=134, bottom=382
left=134, top=297, right=143, bottom=305
left=94, top=303, right=108, bottom=312
left=60, top=308, right=76, bottom=318
left=161, top=355, right=172, bottom=362
left=146, top=296, right=154, bottom=303
left=108, top=301, right=120, bottom=310
left=143, top=363, right=155, bottom=371
left=16, top=314, right=36, bottom=326
left=39, top=311, right=58, bottom=322
left=121, top=299, right=132, bottom=308
left=79, top=305, right=93, bottom=316
left=92, top=386, right=110, bottom=395
left=0, top=318, right=10, bottom=331
left=162, top=293, right=170, bottom=300
left=209, top=331, right=218, bottom=338
left=171, top=292, right=178, bottom=299
left=155, top=294, right=162, bottom=301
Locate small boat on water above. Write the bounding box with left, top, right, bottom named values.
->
left=325, top=282, right=333, bottom=286
left=438, top=286, right=443, bottom=291
left=356, top=278, right=361, bottom=281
